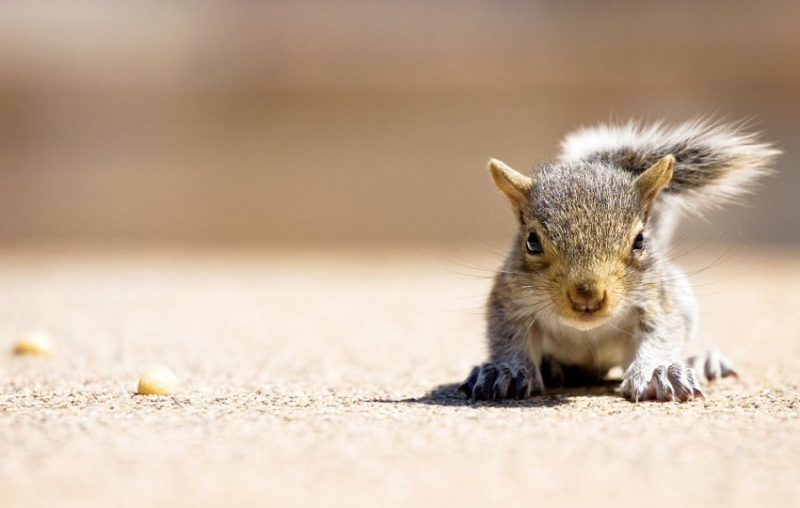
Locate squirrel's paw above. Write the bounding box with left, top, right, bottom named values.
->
left=458, top=361, right=544, bottom=400
left=621, top=361, right=704, bottom=402
left=687, top=349, right=738, bottom=382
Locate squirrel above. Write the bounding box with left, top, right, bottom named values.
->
left=458, top=119, right=779, bottom=402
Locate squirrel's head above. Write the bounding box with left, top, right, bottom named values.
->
left=489, top=155, right=674, bottom=330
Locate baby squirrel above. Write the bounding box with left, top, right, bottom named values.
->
left=459, top=120, right=779, bottom=402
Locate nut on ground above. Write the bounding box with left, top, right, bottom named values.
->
left=13, top=330, right=55, bottom=356
left=137, top=366, right=178, bottom=395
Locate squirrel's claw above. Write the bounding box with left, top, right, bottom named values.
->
left=457, top=366, right=481, bottom=398
left=473, top=363, right=498, bottom=400
left=459, top=362, right=543, bottom=401
left=686, top=367, right=705, bottom=399
left=492, top=365, right=514, bottom=400
left=687, top=350, right=738, bottom=382
left=622, top=361, right=703, bottom=403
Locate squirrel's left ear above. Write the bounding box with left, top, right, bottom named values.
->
left=636, top=155, right=674, bottom=210
left=489, top=158, right=532, bottom=217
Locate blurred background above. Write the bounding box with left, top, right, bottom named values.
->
left=0, top=0, right=798, bottom=248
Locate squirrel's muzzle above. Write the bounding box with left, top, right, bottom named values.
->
left=568, top=285, right=607, bottom=314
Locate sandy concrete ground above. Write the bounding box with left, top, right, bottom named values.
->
left=1, top=246, right=799, bottom=508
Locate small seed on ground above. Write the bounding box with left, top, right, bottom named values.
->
left=137, top=366, right=178, bottom=395
left=13, top=330, right=55, bottom=356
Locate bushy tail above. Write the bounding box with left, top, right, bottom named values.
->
left=559, top=119, right=780, bottom=212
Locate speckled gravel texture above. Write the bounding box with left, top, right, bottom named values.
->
left=1, top=247, right=798, bottom=508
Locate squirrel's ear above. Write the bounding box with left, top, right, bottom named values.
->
left=489, top=158, right=532, bottom=215
left=636, top=155, right=674, bottom=209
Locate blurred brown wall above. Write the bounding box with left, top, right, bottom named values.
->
left=0, top=1, right=799, bottom=246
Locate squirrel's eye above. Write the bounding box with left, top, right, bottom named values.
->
left=632, top=232, right=645, bottom=253
left=526, top=232, right=544, bottom=255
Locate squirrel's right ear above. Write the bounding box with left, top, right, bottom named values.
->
left=489, top=158, right=532, bottom=216
left=636, top=155, right=674, bottom=211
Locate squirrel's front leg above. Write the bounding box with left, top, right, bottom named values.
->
left=621, top=304, right=704, bottom=402
left=459, top=295, right=545, bottom=400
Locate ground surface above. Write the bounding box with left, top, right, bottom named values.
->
left=1, top=246, right=798, bottom=508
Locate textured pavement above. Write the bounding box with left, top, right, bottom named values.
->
left=1, top=246, right=798, bottom=508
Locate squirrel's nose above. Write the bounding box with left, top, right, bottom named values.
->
left=568, top=285, right=606, bottom=313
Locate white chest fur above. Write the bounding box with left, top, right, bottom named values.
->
left=539, top=312, right=639, bottom=373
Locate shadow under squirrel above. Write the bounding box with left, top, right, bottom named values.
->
left=459, top=120, right=779, bottom=402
